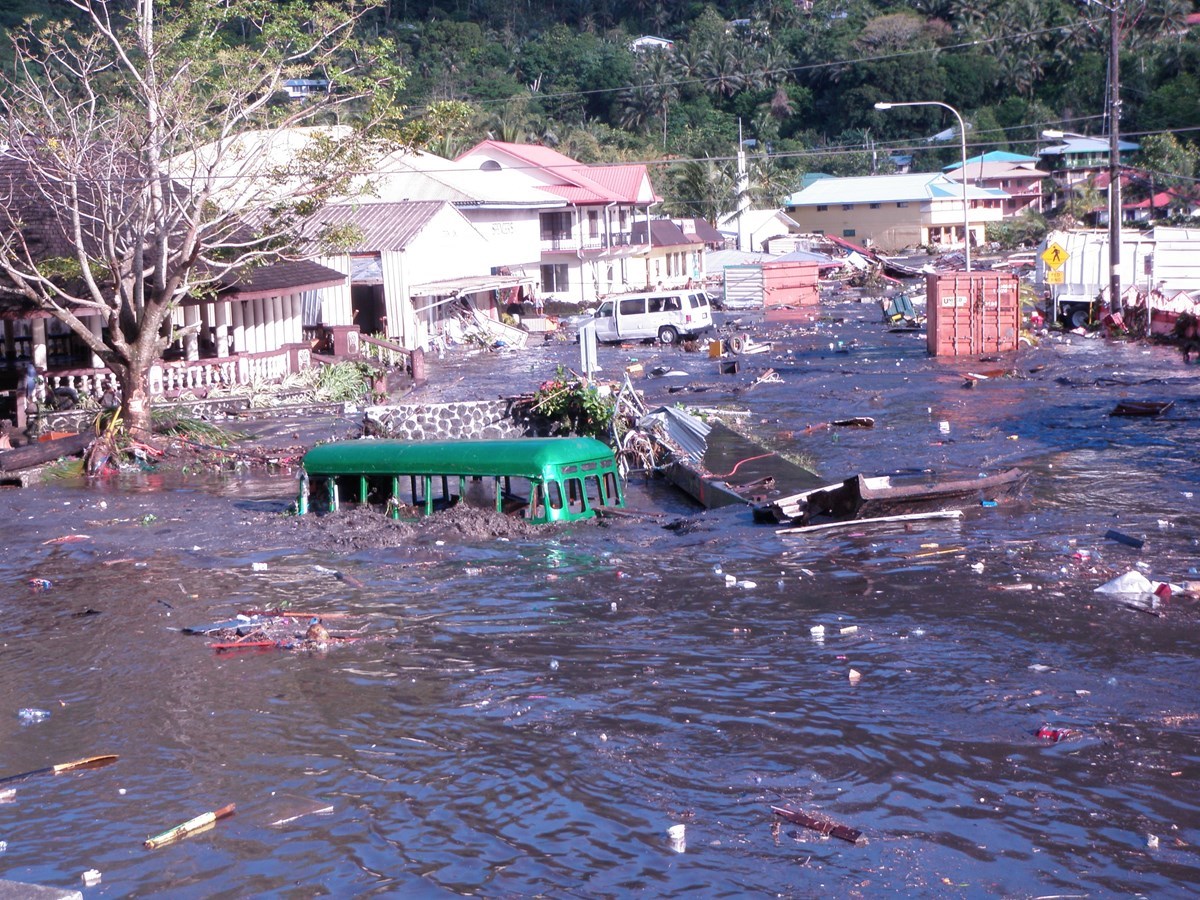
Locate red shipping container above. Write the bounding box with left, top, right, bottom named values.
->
left=926, top=271, right=1020, bottom=357
left=763, top=260, right=820, bottom=323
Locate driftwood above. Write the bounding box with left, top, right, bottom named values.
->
left=0, top=433, right=91, bottom=471
left=771, top=806, right=863, bottom=844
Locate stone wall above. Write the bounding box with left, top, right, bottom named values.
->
left=364, top=398, right=533, bottom=441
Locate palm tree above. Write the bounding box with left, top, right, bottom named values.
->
left=663, top=158, right=736, bottom=223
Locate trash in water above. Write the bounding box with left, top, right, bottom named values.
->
left=667, top=823, right=686, bottom=853
left=1147, top=834, right=1160, bottom=850
left=1036, top=725, right=1077, bottom=743
left=17, top=708, right=50, bottom=724
left=1105, top=529, right=1145, bottom=549
left=265, top=794, right=335, bottom=827
left=771, top=805, right=864, bottom=844
left=28, top=578, right=52, bottom=592
left=840, top=625, right=858, bottom=635
left=82, top=869, right=102, bottom=886
left=0, top=789, right=16, bottom=803
left=848, top=669, right=862, bottom=685
left=144, top=803, right=236, bottom=849
left=810, top=625, right=826, bottom=638
left=1095, top=570, right=1154, bottom=595
left=251, top=562, right=268, bottom=571
left=737, top=580, right=757, bottom=589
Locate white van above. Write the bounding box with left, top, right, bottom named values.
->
left=590, top=289, right=714, bottom=344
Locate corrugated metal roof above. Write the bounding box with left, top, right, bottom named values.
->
left=785, top=173, right=1003, bottom=206
left=300, top=201, right=447, bottom=252
left=221, top=260, right=346, bottom=299
left=458, top=141, right=658, bottom=205
left=943, top=151, right=1038, bottom=170
left=1038, top=137, right=1139, bottom=156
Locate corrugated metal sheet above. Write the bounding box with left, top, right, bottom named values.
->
left=638, top=406, right=711, bottom=463
left=785, top=172, right=1003, bottom=207
left=302, top=201, right=446, bottom=252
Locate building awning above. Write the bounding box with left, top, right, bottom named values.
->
left=409, top=273, right=535, bottom=297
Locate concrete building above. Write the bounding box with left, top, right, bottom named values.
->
left=783, top=172, right=1007, bottom=253
left=944, top=151, right=1044, bottom=216
left=456, top=140, right=660, bottom=307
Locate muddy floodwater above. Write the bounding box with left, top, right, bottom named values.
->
left=2, top=299, right=1199, bottom=897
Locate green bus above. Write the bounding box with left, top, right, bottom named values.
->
left=297, top=437, right=625, bottom=524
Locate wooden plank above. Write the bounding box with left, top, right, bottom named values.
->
left=777, top=509, right=963, bottom=534
left=0, top=433, right=91, bottom=471
left=771, top=805, right=863, bottom=844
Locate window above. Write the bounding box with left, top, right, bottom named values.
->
left=546, top=481, right=564, bottom=510
left=843, top=229, right=856, bottom=237
left=842, top=204, right=853, bottom=210
left=869, top=203, right=881, bottom=209
left=816, top=204, right=828, bottom=212
left=896, top=202, right=909, bottom=208
left=539, top=211, right=572, bottom=240
left=619, top=297, right=645, bottom=316
left=541, top=264, right=569, bottom=292
left=663, top=296, right=681, bottom=311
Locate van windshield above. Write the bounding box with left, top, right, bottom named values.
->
left=595, top=301, right=614, bottom=318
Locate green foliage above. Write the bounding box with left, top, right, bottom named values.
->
left=313, top=361, right=376, bottom=403
left=529, top=367, right=616, bottom=441
left=152, top=414, right=245, bottom=448
left=985, top=209, right=1049, bottom=250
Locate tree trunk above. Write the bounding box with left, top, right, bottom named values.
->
left=116, top=363, right=154, bottom=441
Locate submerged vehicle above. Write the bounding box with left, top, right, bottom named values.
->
left=298, top=437, right=624, bottom=524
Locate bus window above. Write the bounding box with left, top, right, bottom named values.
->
left=582, top=474, right=605, bottom=511
left=546, top=480, right=564, bottom=511
left=528, top=484, right=545, bottom=520
left=601, top=471, right=620, bottom=506
left=565, top=477, right=586, bottom=514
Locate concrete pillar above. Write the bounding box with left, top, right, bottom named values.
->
left=231, top=301, right=245, bottom=355
left=30, top=319, right=47, bottom=371
left=183, top=304, right=201, bottom=361
left=252, top=298, right=266, bottom=353
left=271, top=296, right=284, bottom=349
left=214, top=303, right=230, bottom=357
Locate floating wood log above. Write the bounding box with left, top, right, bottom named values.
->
left=0, top=433, right=91, bottom=471
left=771, top=806, right=863, bottom=844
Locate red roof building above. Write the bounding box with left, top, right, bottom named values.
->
left=456, top=141, right=663, bottom=305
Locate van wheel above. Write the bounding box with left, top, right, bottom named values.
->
left=658, top=326, right=679, bottom=345
left=1070, top=308, right=1090, bottom=329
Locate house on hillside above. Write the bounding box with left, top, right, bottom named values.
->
left=456, top=141, right=661, bottom=307
left=1037, top=136, right=1139, bottom=208
left=943, top=151, right=1044, bottom=215
left=629, top=35, right=674, bottom=52
left=783, top=172, right=1007, bottom=253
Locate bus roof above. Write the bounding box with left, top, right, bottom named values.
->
left=302, top=437, right=617, bottom=479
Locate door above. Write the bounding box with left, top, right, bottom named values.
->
left=616, top=296, right=648, bottom=338
left=592, top=300, right=617, bottom=342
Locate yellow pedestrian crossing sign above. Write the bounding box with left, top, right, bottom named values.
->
left=1042, top=242, right=1069, bottom=270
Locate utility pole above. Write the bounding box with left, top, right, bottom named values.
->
left=1107, top=1, right=1122, bottom=317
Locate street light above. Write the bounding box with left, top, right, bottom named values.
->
left=875, top=100, right=971, bottom=272
left=1042, top=127, right=1122, bottom=317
